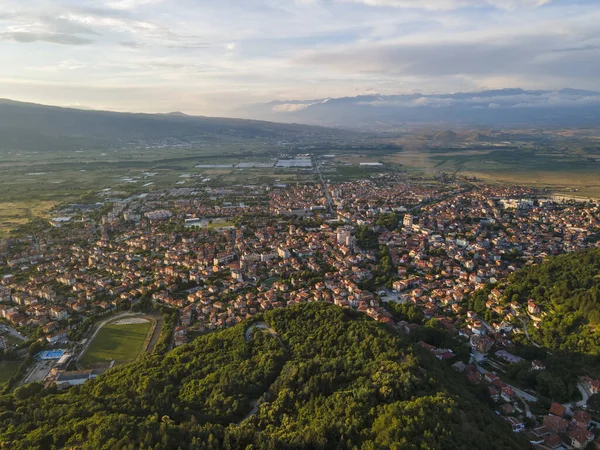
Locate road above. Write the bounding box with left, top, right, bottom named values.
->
left=476, top=364, right=538, bottom=403
left=145, top=314, right=164, bottom=353
left=240, top=322, right=284, bottom=423
left=563, top=381, right=590, bottom=415
left=0, top=324, right=28, bottom=342
left=472, top=314, right=494, bottom=334
left=238, top=400, right=259, bottom=423
left=245, top=322, right=281, bottom=344
left=313, top=157, right=334, bottom=214
left=520, top=318, right=541, bottom=348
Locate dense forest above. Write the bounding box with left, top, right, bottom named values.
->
left=504, top=248, right=600, bottom=354
left=0, top=303, right=526, bottom=449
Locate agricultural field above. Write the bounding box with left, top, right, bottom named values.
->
left=1, top=130, right=599, bottom=237
left=0, top=201, right=56, bottom=238
left=79, top=318, right=154, bottom=369
left=0, top=145, right=399, bottom=237
left=382, top=145, right=600, bottom=198
left=0, top=361, right=21, bottom=386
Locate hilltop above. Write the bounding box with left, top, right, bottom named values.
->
left=504, top=248, right=600, bottom=354
left=0, top=303, right=526, bottom=449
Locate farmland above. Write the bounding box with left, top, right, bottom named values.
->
left=1, top=127, right=599, bottom=237
left=79, top=319, right=154, bottom=369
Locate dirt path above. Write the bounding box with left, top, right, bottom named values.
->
left=238, top=322, right=286, bottom=424
left=245, top=322, right=281, bottom=345
left=146, top=314, right=164, bottom=353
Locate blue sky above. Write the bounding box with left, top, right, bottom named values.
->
left=0, top=0, right=598, bottom=115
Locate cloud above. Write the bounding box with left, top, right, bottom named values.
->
left=37, top=15, right=100, bottom=36
left=0, top=31, right=93, bottom=45
left=272, top=103, right=312, bottom=112
left=350, top=89, right=600, bottom=110
left=552, top=45, right=600, bottom=53
left=339, top=0, right=552, bottom=10
left=297, top=29, right=600, bottom=87
left=119, top=40, right=140, bottom=47
left=0, top=0, right=598, bottom=114
left=104, top=0, right=166, bottom=11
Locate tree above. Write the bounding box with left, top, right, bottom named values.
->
left=588, top=393, right=600, bottom=415
left=29, top=340, right=46, bottom=356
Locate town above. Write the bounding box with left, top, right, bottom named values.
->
left=1, top=173, right=599, bottom=449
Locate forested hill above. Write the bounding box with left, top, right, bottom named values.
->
left=0, top=99, right=338, bottom=152
left=0, top=303, right=526, bottom=450
left=504, top=248, right=600, bottom=354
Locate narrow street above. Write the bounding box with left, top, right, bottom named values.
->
left=563, top=381, right=590, bottom=415
left=520, top=318, right=541, bottom=348
left=476, top=364, right=538, bottom=403
left=313, top=157, right=334, bottom=214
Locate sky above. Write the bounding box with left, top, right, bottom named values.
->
left=0, top=0, right=599, bottom=116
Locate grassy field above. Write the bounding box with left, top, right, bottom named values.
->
left=382, top=146, right=600, bottom=198
left=208, top=219, right=235, bottom=229
left=0, top=200, right=56, bottom=238
left=79, top=320, right=152, bottom=369
left=0, top=361, right=21, bottom=385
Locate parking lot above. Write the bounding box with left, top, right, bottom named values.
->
left=22, top=359, right=54, bottom=385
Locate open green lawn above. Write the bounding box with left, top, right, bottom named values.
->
left=263, top=277, right=280, bottom=288
left=79, top=321, right=152, bottom=368
left=0, top=361, right=21, bottom=385
left=208, top=219, right=235, bottom=229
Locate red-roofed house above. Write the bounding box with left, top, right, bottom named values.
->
left=501, top=386, right=516, bottom=402
left=543, top=433, right=563, bottom=450
left=567, top=425, right=595, bottom=449
left=543, top=415, right=569, bottom=433
left=549, top=402, right=566, bottom=418
left=572, top=409, right=591, bottom=429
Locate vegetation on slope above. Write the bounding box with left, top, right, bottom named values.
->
left=0, top=99, right=338, bottom=152
left=504, top=248, right=600, bottom=354
left=0, top=303, right=525, bottom=449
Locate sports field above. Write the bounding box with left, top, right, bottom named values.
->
left=79, top=320, right=153, bottom=369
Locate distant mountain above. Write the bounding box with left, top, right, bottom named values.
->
left=237, top=88, right=600, bottom=129
left=0, top=99, right=337, bottom=152
left=163, top=111, right=190, bottom=117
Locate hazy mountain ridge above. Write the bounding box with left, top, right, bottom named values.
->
left=239, top=88, right=600, bottom=128
left=0, top=99, right=339, bottom=152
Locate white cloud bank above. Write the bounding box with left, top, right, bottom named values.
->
left=0, top=0, right=597, bottom=115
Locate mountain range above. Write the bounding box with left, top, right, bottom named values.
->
left=236, top=88, right=600, bottom=129
left=0, top=99, right=335, bottom=152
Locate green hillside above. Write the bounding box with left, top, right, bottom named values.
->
left=0, top=99, right=337, bottom=152
left=0, top=303, right=526, bottom=449
left=504, top=248, right=600, bottom=354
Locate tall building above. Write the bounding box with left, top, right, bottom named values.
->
left=336, top=227, right=355, bottom=250
left=403, top=214, right=414, bottom=228
left=337, top=227, right=351, bottom=245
